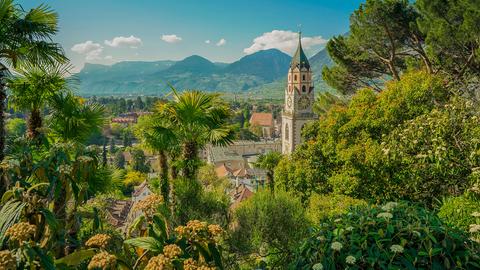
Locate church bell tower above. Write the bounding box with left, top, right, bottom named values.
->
left=281, top=32, right=315, bottom=154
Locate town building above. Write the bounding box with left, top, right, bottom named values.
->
left=249, top=112, right=274, bottom=138
left=281, top=32, right=316, bottom=154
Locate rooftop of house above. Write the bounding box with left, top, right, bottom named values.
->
left=215, top=163, right=233, bottom=177
left=249, top=112, right=274, bottom=127
left=229, top=184, right=254, bottom=208
left=105, top=199, right=133, bottom=228
left=132, top=181, right=150, bottom=197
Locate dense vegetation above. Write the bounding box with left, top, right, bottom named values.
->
left=0, top=0, right=479, bottom=269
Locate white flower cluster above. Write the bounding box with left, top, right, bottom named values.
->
left=78, top=156, right=94, bottom=163
left=381, top=202, right=398, bottom=212
left=331, top=241, right=343, bottom=251
left=377, top=212, right=393, bottom=219
left=58, top=164, right=72, bottom=174
left=390, top=244, right=404, bottom=253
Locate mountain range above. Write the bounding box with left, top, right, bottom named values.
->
left=75, top=48, right=333, bottom=98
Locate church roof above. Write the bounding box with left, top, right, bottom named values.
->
left=249, top=112, right=273, bottom=127
left=290, top=32, right=310, bottom=70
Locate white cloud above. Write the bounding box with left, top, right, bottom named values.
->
left=104, top=55, right=113, bottom=60
left=161, top=34, right=182, bottom=43
left=205, top=40, right=211, bottom=44
left=243, top=30, right=327, bottom=55
left=216, top=38, right=226, bottom=46
left=104, top=35, right=142, bottom=48
left=71, top=41, right=103, bottom=60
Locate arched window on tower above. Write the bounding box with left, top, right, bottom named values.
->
left=294, top=75, right=297, bottom=81
left=302, top=85, right=306, bottom=92
left=285, top=123, right=289, bottom=140
left=288, top=75, right=291, bottom=82
left=302, top=74, right=306, bottom=81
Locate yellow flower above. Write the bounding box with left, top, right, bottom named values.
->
left=87, top=252, right=116, bottom=270
left=163, top=244, right=182, bottom=259
left=197, top=266, right=216, bottom=270
left=145, top=254, right=172, bottom=270
left=0, top=250, right=16, bottom=270
left=133, top=194, right=164, bottom=217
left=208, top=224, right=223, bottom=237
left=5, top=222, right=36, bottom=243
left=183, top=258, right=197, bottom=270
left=85, top=234, right=111, bottom=249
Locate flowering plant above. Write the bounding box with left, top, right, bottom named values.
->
left=291, top=202, right=480, bottom=269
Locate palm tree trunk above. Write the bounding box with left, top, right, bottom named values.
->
left=182, top=141, right=198, bottom=179
left=27, top=108, right=42, bottom=139
left=0, top=67, right=8, bottom=194
left=158, top=150, right=169, bottom=202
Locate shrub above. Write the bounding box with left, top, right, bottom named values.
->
left=122, top=171, right=146, bottom=195
left=292, top=202, right=480, bottom=269
left=173, top=178, right=229, bottom=227
left=230, top=191, right=310, bottom=268
left=438, top=194, right=480, bottom=232
left=306, top=194, right=366, bottom=224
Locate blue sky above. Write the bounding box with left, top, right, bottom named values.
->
left=18, top=0, right=364, bottom=71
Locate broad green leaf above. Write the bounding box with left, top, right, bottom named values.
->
left=124, top=237, right=163, bottom=252
left=55, top=249, right=96, bottom=266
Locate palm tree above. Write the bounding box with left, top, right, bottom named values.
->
left=47, top=92, right=106, bottom=144
left=158, top=89, right=234, bottom=179
left=7, top=63, right=73, bottom=140
left=46, top=93, right=105, bottom=256
left=0, top=0, right=66, bottom=159
left=255, top=151, right=282, bottom=194
left=134, top=114, right=177, bottom=202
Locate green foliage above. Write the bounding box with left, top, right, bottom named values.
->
left=113, top=151, right=125, bottom=169
left=275, top=142, right=330, bottom=202
left=173, top=178, right=229, bottom=227
left=155, top=89, right=235, bottom=179
left=292, top=202, right=480, bottom=269
left=122, top=171, right=146, bottom=195
left=197, top=164, right=232, bottom=192
left=306, top=194, right=366, bottom=224
left=5, top=118, right=26, bottom=138
left=323, top=0, right=427, bottom=93
left=254, top=151, right=282, bottom=193
left=130, top=148, right=150, bottom=173
left=438, top=194, right=480, bottom=232
left=280, top=70, right=477, bottom=204
left=47, top=93, right=106, bottom=144
left=230, top=191, right=310, bottom=268
left=380, top=98, right=480, bottom=203
left=416, top=0, right=480, bottom=77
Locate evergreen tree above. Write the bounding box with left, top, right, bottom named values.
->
left=102, top=137, right=108, bottom=166
left=113, top=151, right=125, bottom=169
left=109, top=137, right=116, bottom=153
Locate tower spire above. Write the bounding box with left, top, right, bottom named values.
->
left=290, top=26, right=310, bottom=69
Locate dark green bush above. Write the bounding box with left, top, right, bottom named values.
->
left=291, top=202, right=480, bottom=269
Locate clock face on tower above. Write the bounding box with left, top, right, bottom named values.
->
left=298, top=95, right=310, bottom=110
left=287, top=96, right=292, bottom=108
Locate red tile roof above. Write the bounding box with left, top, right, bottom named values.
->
left=215, top=164, right=233, bottom=177
left=229, top=184, right=254, bottom=208
left=249, top=112, right=273, bottom=127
